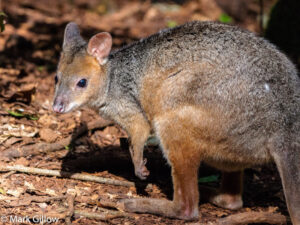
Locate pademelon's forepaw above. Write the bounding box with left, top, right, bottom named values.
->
left=135, top=159, right=150, bottom=180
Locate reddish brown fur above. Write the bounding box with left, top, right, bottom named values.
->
left=56, top=54, right=108, bottom=111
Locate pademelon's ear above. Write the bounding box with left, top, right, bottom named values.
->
left=87, top=32, right=112, bottom=65
left=63, top=22, right=86, bottom=52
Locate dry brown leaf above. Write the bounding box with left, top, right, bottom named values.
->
left=5, top=85, right=36, bottom=105
left=14, top=157, right=30, bottom=166
left=38, top=114, right=58, bottom=126
left=267, top=206, right=279, bottom=213
left=39, top=128, right=60, bottom=143
left=2, top=136, right=22, bottom=147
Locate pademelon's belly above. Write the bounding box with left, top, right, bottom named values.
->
left=203, top=147, right=271, bottom=172
left=204, top=159, right=256, bottom=172
left=149, top=104, right=272, bottom=171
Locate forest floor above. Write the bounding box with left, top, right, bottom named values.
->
left=0, top=0, right=291, bottom=224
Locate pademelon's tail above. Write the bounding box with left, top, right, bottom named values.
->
left=271, top=126, right=300, bottom=224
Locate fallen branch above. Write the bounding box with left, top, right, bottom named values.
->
left=1, top=119, right=113, bottom=158
left=0, top=164, right=134, bottom=187
left=74, top=210, right=127, bottom=221
left=214, top=211, right=286, bottom=225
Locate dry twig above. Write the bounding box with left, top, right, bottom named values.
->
left=0, top=164, right=134, bottom=187
left=74, top=210, right=127, bottom=221
left=214, top=211, right=286, bottom=225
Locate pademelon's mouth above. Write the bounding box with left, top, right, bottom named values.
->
left=53, top=100, right=80, bottom=114
left=64, top=102, right=80, bottom=113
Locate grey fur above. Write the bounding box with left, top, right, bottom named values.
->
left=63, top=22, right=86, bottom=54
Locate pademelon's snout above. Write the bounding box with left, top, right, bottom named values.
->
left=53, top=95, right=69, bottom=113
left=53, top=94, right=79, bottom=113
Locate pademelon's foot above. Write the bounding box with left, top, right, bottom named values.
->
left=210, top=193, right=243, bottom=210
left=118, top=198, right=199, bottom=221
left=200, top=186, right=243, bottom=210
left=134, top=159, right=150, bottom=180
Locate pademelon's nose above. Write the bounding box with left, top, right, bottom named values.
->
left=53, top=97, right=65, bottom=113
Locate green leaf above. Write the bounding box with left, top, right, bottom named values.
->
left=219, top=13, right=233, bottom=24
left=0, top=12, right=7, bottom=32
left=198, top=175, right=219, bottom=183
left=28, top=115, right=39, bottom=120
left=7, top=110, right=24, bottom=117
left=65, top=145, right=70, bottom=150
left=166, top=20, right=177, bottom=28
left=7, top=110, right=38, bottom=120
left=37, top=66, right=45, bottom=72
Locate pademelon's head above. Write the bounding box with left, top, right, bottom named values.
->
left=53, top=22, right=112, bottom=113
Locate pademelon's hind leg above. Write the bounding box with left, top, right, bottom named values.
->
left=200, top=171, right=243, bottom=210
left=119, top=162, right=200, bottom=220
left=271, top=141, right=300, bottom=225
left=119, top=112, right=203, bottom=220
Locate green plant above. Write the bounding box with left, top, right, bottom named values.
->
left=198, top=174, right=219, bottom=183
left=7, top=110, right=39, bottom=120
left=219, top=13, right=233, bottom=24
left=166, top=20, right=177, bottom=28
left=0, top=12, right=7, bottom=32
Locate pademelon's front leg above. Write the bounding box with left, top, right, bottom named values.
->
left=122, top=113, right=151, bottom=180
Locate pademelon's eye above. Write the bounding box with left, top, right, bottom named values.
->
left=77, top=79, right=87, bottom=88
left=54, top=75, right=58, bottom=84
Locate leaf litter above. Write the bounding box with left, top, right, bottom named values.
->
left=0, top=0, right=289, bottom=224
